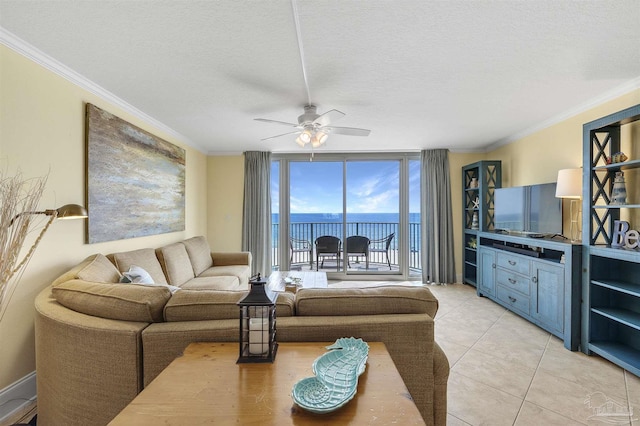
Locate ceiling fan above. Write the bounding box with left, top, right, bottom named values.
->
left=255, top=104, right=371, bottom=148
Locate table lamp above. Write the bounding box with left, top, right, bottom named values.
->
left=555, top=168, right=582, bottom=242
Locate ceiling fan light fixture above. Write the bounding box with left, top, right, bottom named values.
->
left=311, top=130, right=328, bottom=148
left=299, top=128, right=312, bottom=144
left=295, top=135, right=307, bottom=147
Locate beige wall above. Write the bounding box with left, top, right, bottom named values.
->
left=207, top=155, right=245, bottom=251
left=0, top=45, right=209, bottom=390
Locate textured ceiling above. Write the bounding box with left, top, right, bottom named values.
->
left=1, top=0, right=639, bottom=154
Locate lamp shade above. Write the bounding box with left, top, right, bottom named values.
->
left=55, top=204, right=88, bottom=219
left=295, top=135, right=307, bottom=147
left=555, top=168, right=582, bottom=199
left=311, top=130, right=328, bottom=148
left=299, top=128, right=313, bottom=144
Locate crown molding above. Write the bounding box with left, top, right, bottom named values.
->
left=0, top=27, right=206, bottom=154
left=486, top=76, right=640, bottom=152
left=207, top=151, right=245, bottom=156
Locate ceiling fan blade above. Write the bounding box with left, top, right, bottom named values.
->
left=313, top=109, right=345, bottom=127
left=261, top=130, right=301, bottom=141
left=325, top=126, right=371, bottom=137
left=254, top=118, right=300, bottom=127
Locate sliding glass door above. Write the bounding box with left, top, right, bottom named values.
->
left=345, top=161, right=399, bottom=273
left=272, top=153, right=419, bottom=279
left=290, top=161, right=344, bottom=272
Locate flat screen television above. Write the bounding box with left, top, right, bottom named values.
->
left=494, top=182, right=562, bottom=236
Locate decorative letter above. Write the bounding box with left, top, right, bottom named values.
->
left=612, top=220, right=630, bottom=248
left=625, top=230, right=639, bottom=249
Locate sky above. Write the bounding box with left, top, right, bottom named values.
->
left=271, top=160, right=421, bottom=214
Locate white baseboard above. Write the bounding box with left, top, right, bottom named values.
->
left=0, top=372, right=36, bottom=423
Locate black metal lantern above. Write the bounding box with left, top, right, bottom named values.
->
left=237, top=273, right=278, bottom=363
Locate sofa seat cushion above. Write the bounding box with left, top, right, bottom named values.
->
left=110, top=248, right=168, bottom=285
left=156, top=242, right=195, bottom=286
left=164, top=290, right=295, bottom=321
left=52, top=279, right=171, bottom=323
left=295, top=285, right=439, bottom=317
left=182, top=236, right=213, bottom=276
left=76, top=253, right=122, bottom=283
left=199, top=265, right=250, bottom=286
left=180, top=276, right=246, bottom=291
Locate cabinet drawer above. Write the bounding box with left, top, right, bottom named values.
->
left=497, top=285, right=530, bottom=316
left=496, top=268, right=530, bottom=296
left=496, top=252, right=530, bottom=276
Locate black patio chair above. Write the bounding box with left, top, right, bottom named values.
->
left=346, top=235, right=370, bottom=270
left=315, top=236, right=342, bottom=271
left=289, top=237, right=312, bottom=268
left=369, top=233, right=395, bottom=270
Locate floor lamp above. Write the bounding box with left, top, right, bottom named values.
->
left=1, top=204, right=87, bottom=321
left=555, top=168, right=582, bottom=242
left=6, top=204, right=87, bottom=279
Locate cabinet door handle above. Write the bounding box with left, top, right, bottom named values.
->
left=508, top=278, right=517, bottom=284
left=508, top=260, right=516, bottom=266
left=492, top=263, right=496, bottom=269
left=508, top=296, right=517, bottom=303
left=532, top=276, right=538, bottom=283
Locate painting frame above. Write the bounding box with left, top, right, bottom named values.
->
left=85, top=103, right=186, bottom=244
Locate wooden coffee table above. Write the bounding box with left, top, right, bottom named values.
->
left=108, top=342, right=425, bottom=425
left=267, top=270, right=328, bottom=292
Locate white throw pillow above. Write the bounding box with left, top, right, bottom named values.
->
left=121, top=265, right=180, bottom=294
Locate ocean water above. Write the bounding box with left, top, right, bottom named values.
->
left=272, top=212, right=421, bottom=224
left=271, top=213, right=421, bottom=249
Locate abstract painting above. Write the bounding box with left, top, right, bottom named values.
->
left=85, top=103, right=185, bottom=243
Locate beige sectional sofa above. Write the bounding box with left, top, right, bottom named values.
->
left=34, top=236, right=449, bottom=425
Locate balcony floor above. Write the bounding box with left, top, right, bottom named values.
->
left=288, top=260, right=401, bottom=273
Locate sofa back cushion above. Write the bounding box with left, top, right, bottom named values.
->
left=110, top=248, right=168, bottom=285
left=75, top=253, right=122, bottom=283
left=164, top=290, right=295, bottom=321
left=295, top=285, right=438, bottom=318
left=52, top=280, right=171, bottom=323
left=156, top=243, right=195, bottom=286
left=182, top=236, right=213, bottom=276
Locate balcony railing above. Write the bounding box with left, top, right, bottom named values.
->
left=272, top=221, right=421, bottom=272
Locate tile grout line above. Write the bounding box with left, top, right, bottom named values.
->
left=446, top=302, right=506, bottom=370
left=515, top=334, right=594, bottom=425
left=624, top=371, right=636, bottom=426
left=510, top=332, right=553, bottom=425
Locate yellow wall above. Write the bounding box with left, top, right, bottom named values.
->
left=0, top=45, right=209, bottom=390
left=207, top=155, right=245, bottom=251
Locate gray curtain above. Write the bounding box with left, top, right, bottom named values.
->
left=242, top=151, right=272, bottom=277
left=421, top=149, right=456, bottom=284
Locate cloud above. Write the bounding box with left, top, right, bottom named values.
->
left=349, top=188, right=399, bottom=213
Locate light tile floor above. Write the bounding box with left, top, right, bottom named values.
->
left=426, top=283, right=640, bottom=426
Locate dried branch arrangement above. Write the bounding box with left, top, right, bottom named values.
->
left=0, top=170, right=48, bottom=322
